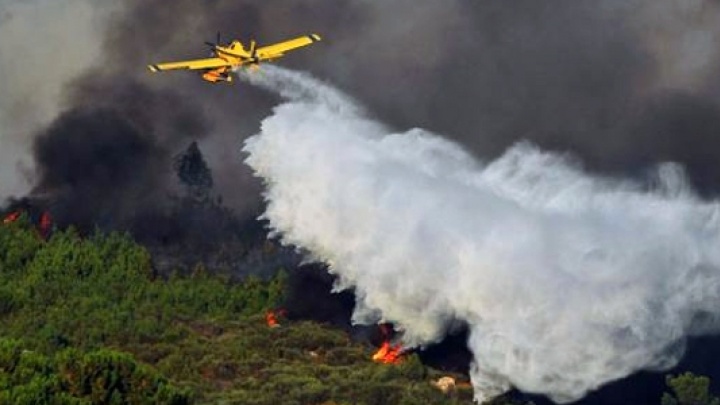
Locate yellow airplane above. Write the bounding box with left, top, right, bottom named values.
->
left=147, top=32, right=321, bottom=83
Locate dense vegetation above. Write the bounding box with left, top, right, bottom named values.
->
left=0, top=218, right=477, bottom=404
left=1, top=217, right=718, bottom=404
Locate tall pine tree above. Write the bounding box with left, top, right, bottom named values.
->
left=173, top=141, right=213, bottom=203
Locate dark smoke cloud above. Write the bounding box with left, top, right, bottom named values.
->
left=93, top=0, right=720, bottom=196
left=30, top=73, right=209, bottom=229
left=3, top=0, right=720, bottom=222
left=34, top=107, right=164, bottom=228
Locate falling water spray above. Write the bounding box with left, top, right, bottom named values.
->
left=241, top=66, right=720, bottom=403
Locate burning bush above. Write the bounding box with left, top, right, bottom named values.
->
left=2, top=201, right=54, bottom=240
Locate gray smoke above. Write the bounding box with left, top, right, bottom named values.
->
left=0, top=0, right=110, bottom=198
left=5, top=0, right=720, bottom=209
left=242, top=66, right=720, bottom=403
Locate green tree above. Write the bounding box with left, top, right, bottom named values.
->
left=173, top=141, right=213, bottom=203
left=662, top=372, right=720, bottom=405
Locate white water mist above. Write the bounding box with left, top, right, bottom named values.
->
left=241, top=66, right=720, bottom=403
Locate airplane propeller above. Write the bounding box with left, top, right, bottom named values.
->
left=249, top=39, right=259, bottom=63
left=205, top=32, right=222, bottom=56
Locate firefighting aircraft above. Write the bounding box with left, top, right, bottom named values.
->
left=147, top=32, right=321, bottom=83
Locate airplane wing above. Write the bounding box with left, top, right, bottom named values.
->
left=255, top=34, right=321, bottom=61
left=148, top=57, right=232, bottom=72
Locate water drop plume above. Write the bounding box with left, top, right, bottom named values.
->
left=242, top=66, right=720, bottom=403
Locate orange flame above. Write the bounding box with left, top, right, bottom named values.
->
left=372, top=341, right=404, bottom=364
left=39, top=211, right=53, bottom=238
left=372, top=323, right=404, bottom=364
left=2, top=209, right=53, bottom=240
left=2, top=211, right=21, bottom=224
left=265, top=308, right=287, bottom=328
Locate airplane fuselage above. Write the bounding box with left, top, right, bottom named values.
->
left=201, top=42, right=255, bottom=83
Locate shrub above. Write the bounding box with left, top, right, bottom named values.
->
left=0, top=340, right=191, bottom=405
left=662, top=372, right=720, bottom=405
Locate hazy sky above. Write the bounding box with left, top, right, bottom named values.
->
left=0, top=0, right=110, bottom=197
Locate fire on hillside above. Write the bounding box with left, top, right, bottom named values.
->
left=2, top=199, right=54, bottom=239
left=372, top=324, right=404, bottom=365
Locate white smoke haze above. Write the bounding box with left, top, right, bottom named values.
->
left=242, top=66, right=720, bottom=403
left=0, top=0, right=112, bottom=199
